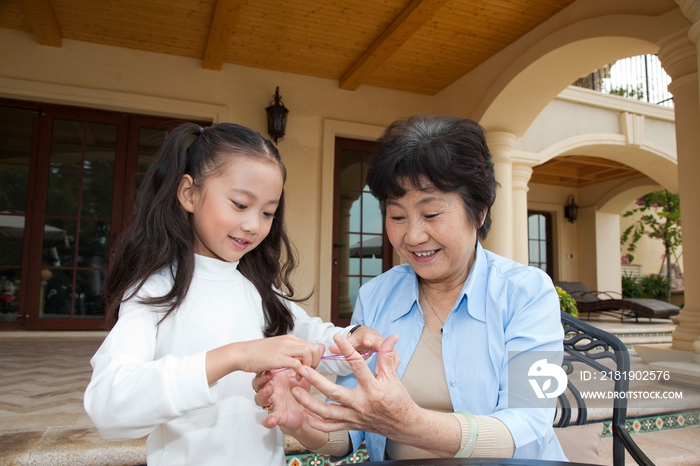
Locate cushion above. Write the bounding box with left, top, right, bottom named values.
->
left=554, top=424, right=602, bottom=465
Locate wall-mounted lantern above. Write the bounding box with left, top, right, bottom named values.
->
left=565, top=195, right=579, bottom=223
left=265, top=86, right=289, bottom=144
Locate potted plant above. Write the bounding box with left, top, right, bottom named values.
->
left=555, top=286, right=579, bottom=317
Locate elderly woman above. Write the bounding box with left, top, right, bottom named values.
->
left=255, top=115, right=567, bottom=461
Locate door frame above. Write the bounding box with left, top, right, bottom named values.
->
left=23, top=104, right=129, bottom=330
left=0, top=98, right=208, bottom=330
left=330, top=137, right=392, bottom=326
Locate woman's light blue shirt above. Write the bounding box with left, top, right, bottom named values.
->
left=337, top=242, right=567, bottom=461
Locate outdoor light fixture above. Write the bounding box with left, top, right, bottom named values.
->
left=265, top=86, right=289, bottom=144
left=564, top=195, right=579, bottom=223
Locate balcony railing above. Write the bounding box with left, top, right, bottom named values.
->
left=573, top=54, right=674, bottom=108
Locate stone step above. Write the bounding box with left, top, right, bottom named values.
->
left=606, top=331, right=672, bottom=348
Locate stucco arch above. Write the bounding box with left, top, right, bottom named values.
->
left=597, top=178, right=663, bottom=214
left=535, top=133, right=678, bottom=192
left=475, top=10, right=689, bottom=136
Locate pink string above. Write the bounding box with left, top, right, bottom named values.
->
left=270, top=350, right=391, bottom=374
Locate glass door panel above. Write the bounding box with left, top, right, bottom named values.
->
left=39, top=118, right=117, bottom=320
left=332, top=138, right=391, bottom=325
left=0, top=105, right=35, bottom=324
left=528, top=211, right=553, bottom=278
left=122, top=121, right=178, bottom=221
left=134, top=127, right=167, bottom=195
left=0, top=98, right=207, bottom=330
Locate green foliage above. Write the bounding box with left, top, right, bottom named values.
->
left=620, top=190, right=681, bottom=301
left=620, top=273, right=671, bottom=302
left=608, top=84, right=645, bottom=100
left=555, top=286, right=579, bottom=317
left=639, top=274, right=671, bottom=302
left=621, top=273, right=643, bottom=298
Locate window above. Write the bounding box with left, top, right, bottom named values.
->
left=331, top=138, right=391, bottom=326
left=528, top=211, right=553, bottom=278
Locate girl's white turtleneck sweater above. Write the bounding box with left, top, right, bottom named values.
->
left=85, top=254, right=352, bottom=466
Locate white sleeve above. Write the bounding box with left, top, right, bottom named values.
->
left=83, top=298, right=216, bottom=440
left=288, top=301, right=356, bottom=375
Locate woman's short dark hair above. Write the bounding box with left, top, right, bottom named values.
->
left=366, top=115, right=498, bottom=239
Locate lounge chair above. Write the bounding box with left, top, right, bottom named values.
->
left=554, top=281, right=680, bottom=322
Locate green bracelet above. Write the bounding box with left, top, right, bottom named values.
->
left=454, top=410, right=478, bottom=457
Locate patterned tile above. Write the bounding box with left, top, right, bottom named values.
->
left=600, top=409, right=700, bottom=437
left=286, top=448, right=370, bottom=465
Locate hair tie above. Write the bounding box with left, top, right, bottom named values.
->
left=187, top=127, right=204, bottom=150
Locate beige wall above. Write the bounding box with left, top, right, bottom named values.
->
left=528, top=184, right=578, bottom=282
left=0, top=0, right=686, bottom=320
left=0, top=28, right=434, bottom=317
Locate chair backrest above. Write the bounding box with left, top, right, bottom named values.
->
left=554, top=281, right=600, bottom=304
left=558, top=312, right=630, bottom=465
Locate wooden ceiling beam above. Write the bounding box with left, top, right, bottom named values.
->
left=21, top=0, right=62, bottom=47
left=339, top=0, right=449, bottom=90
left=202, top=0, right=245, bottom=71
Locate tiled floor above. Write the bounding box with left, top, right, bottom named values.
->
left=1, top=315, right=699, bottom=465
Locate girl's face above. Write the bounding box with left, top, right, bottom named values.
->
left=178, top=154, right=284, bottom=262
left=384, top=179, right=480, bottom=287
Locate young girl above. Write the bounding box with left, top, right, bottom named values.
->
left=84, top=122, right=381, bottom=466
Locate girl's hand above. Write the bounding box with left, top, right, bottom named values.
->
left=332, top=326, right=400, bottom=370
left=335, top=325, right=385, bottom=354
left=255, top=370, right=309, bottom=431
left=206, top=335, right=325, bottom=384
left=253, top=370, right=330, bottom=449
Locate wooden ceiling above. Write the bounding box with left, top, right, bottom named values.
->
left=3, top=0, right=576, bottom=95
left=2, top=0, right=646, bottom=187
left=530, top=156, right=641, bottom=188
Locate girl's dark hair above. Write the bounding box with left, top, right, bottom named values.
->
left=104, top=122, right=301, bottom=336
left=366, top=115, right=498, bottom=239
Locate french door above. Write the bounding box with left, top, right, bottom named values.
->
left=0, top=98, right=204, bottom=330
left=331, top=138, right=392, bottom=326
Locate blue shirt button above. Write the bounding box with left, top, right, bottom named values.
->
left=450, top=380, right=456, bottom=387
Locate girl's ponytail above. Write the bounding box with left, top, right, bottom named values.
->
left=104, top=123, right=201, bottom=324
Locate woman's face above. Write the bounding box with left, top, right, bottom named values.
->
left=385, top=180, right=480, bottom=286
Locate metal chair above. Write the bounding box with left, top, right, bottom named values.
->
left=558, top=312, right=655, bottom=466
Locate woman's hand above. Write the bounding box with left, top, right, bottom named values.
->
left=206, top=335, right=325, bottom=384
left=292, top=333, right=461, bottom=457
left=293, top=334, right=418, bottom=438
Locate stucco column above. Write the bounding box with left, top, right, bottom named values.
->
left=512, top=163, right=533, bottom=265
left=658, top=22, right=700, bottom=352
left=485, top=131, right=516, bottom=259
